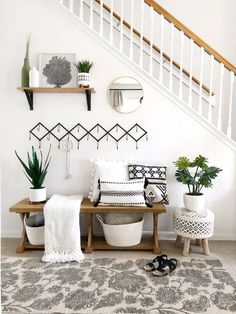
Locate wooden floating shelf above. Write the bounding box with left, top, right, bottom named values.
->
left=17, top=87, right=96, bottom=111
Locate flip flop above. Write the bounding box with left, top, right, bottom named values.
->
left=152, top=258, right=177, bottom=277
left=143, top=254, right=168, bottom=271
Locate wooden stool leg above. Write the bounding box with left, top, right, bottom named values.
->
left=153, top=213, right=161, bottom=254
left=196, top=239, right=202, bottom=247
left=202, top=238, right=210, bottom=255
left=85, top=213, right=93, bottom=253
left=175, top=235, right=182, bottom=246
left=183, top=238, right=190, bottom=256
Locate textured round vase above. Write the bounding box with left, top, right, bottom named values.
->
left=78, top=73, right=90, bottom=87
left=183, top=193, right=205, bottom=212
left=29, top=187, right=46, bottom=203
left=21, top=57, right=30, bottom=87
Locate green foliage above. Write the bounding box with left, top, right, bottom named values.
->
left=15, top=146, right=51, bottom=189
left=173, top=155, right=222, bottom=195
left=74, top=60, right=94, bottom=73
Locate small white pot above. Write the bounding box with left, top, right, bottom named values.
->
left=29, top=187, right=46, bottom=203
left=78, top=72, right=90, bottom=87
left=183, top=193, right=205, bottom=212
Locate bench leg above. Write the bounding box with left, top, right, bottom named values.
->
left=16, top=213, right=28, bottom=253
left=202, top=238, right=210, bottom=255
left=153, top=213, right=160, bottom=254
left=85, top=213, right=93, bottom=253
left=183, top=238, right=190, bottom=256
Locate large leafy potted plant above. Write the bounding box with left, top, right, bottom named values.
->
left=173, top=155, right=222, bottom=211
left=15, top=146, right=51, bottom=202
left=74, top=59, right=93, bottom=87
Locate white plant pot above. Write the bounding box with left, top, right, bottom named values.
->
left=78, top=72, right=90, bottom=87
left=183, top=193, right=205, bottom=212
left=29, top=187, right=46, bottom=203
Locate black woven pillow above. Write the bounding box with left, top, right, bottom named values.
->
left=128, top=164, right=169, bottom=205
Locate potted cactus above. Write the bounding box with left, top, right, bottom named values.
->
left=15, top=146, right=51, bottom=202
left=74, top=59, right=93, bottom=87
left=173, top=155, right=222, bottom=211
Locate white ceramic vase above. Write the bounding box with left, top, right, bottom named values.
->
left=183, top=193, right=205, bottom=212
left=29, top=187, right=46, bottom=203
left=29, top=66, right=39, bottom=87
left=78, top=72, right=90, bottom=87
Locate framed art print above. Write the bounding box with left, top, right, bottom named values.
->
left=39, top=53, right=77, bottom=87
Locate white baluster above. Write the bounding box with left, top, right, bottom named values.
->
left=90, top=0, right=93, bottom=28
left=159, top=14, right=164, bottom=83
left=169, top=23, right=174, bottom=91
left=58, top=0, right=63, bottom=5
left=217, top=63, right=224, bottom=130
left=149, top=7, right=154, bottom=75
left=79, top=0, right=83, bottom=20
left=100, top=0, right=104, bottom=36
left=120, top=0, right=124, bottom=52
left=188, top=39, right=194, bottom=106
left=179, top=31, right=184, bottom=99
left=140, top=0, right=144, bottom=67
left=130, top=0, right=134, bottom=60
left=69, top=0, right=73, bottom=12
left=208, top=55, right=214, bottom=123
left=198, top=47, right=204, bottom=114
left=227, top=71, right=234, bottom=138
left=110, top=0, right=114, bottom=44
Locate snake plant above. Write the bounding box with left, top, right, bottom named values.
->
left=15, top=146, right=51, bottom=189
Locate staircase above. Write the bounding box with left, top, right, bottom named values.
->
left=57, top=0, right=236, bottom=149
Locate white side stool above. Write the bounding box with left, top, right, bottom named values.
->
left=173, top=207, right=214, bottom=256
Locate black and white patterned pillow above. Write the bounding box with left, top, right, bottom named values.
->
left=145, top=179, right=169, bottom=204
left=128, top=164, right=169, bottom=205
left=98, top=179, right=146, bottom=207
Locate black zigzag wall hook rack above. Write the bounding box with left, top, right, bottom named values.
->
left=29, top=123, right=148, bottom=150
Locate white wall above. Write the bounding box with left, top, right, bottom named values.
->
left=156, top=0, right=236, bottom=65
left=1, top=0, right=236, bottom=240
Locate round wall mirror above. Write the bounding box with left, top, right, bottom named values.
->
left=108, top=76, right=144, bottom=113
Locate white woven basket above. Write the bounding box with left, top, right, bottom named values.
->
left=97, top=214, right=143, bottom=247
left=24, top=214, right=45, bottom=245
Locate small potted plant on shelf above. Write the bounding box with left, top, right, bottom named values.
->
left=15, top=145, right=51, bottom=203
left=173, top=155, right=222, bottom=212
left=74, top=59, right=93, bottom=87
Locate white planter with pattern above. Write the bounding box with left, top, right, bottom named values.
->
left=78, top=73, right=90, bottom=87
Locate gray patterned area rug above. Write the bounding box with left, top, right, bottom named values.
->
left=1, top=257, right=236, bottom=313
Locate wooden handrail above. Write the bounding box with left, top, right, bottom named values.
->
left=95, top=0, right=212, bottom=95
left=145, top=0, right=236, bottom=74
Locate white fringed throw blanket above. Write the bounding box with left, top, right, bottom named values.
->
left=42, top=194, right=84, bottom=263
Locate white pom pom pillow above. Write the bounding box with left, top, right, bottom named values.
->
left=88, top=159, right=136, bottom=202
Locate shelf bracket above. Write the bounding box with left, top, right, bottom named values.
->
left=24, top=90, right=33, bottom=110
left=85, top=89, right=92, bottom=111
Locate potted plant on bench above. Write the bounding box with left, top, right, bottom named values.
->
left=173, top=155, right=222, bottom=211
left=15, top=146, right=51, bottom=202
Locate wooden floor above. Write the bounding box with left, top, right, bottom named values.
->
left=2, top=238, right=236, bottom=281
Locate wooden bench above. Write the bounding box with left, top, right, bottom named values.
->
left=9, top=198, right=166, bottom=254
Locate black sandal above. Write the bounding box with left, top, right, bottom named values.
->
left=143, top=254, right=168, bottom=271
left=152, top=258, right=177, bottom=276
